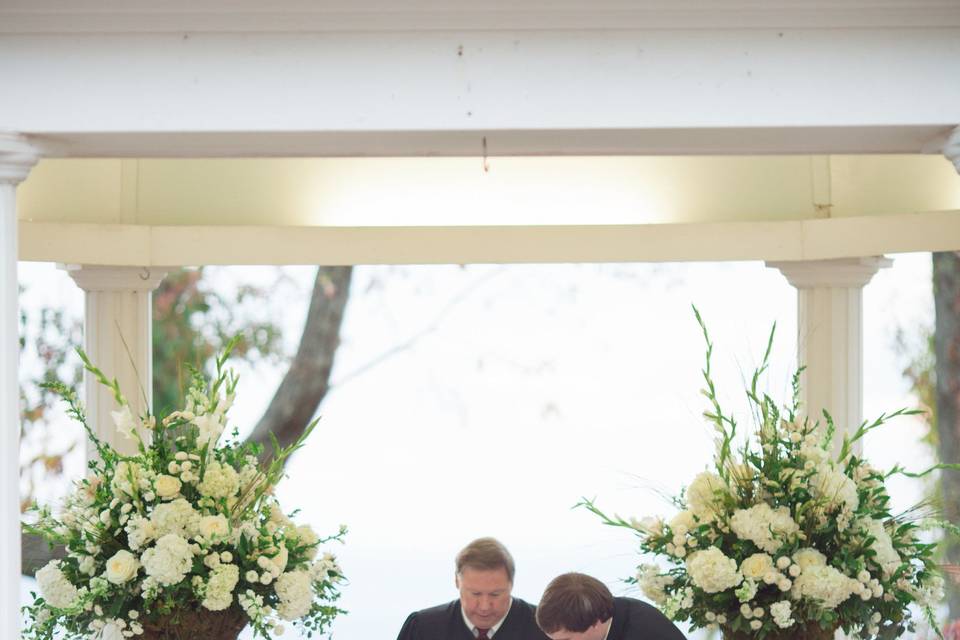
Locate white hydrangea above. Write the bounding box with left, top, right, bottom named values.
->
left=730, top=503, right=799, bottom=554
left=809, top=467, right=859, bottom=513
left=858, top=518, right=902, bottom=577
left=197, top=462, right=240, bottom=500
left=685, top=547, right=743, bottom=594
left=151, top=498, right=200, bottom=539
left=792, top=565, right=858, bottom=609
left=687, top=471, right=726, bottom=522
left=36, top=560, right=79, bottom=608
left=141, top=534, right=194, bottom=586
left=201, top=564, right=240, bottom=611
left=770, top=600, right=795, bottom=629
left=274, top=570, right=314, bottom=620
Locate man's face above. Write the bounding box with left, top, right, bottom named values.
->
left=544, top=620, right=608, bottom=640
left=456, top=566, right=513, bottom=629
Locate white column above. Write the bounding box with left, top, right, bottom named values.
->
left=0, top=133, right=39, bottom=639
left=64, top=265, right=166, bottom=457
left=767, top=257, right=890, bottom=449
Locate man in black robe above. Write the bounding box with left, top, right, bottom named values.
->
left=535, top=572, right=686, bottom=640
left=396, top=537, right=549, bottom=640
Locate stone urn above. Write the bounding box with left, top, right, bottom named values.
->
left=139, top=607, right=248, bottom=640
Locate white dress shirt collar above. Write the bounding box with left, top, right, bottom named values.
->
left=460, top=598, right=513, bottom=638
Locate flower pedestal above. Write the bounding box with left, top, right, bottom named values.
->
left=722, top=622, right=837, bottom=640
left=139, top=607, right=248, bottom=640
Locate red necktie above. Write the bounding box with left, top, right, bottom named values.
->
left=477, top=629, right=490, bottom=639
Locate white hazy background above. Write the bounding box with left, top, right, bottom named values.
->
left=18, top=254, right=935, bottom=639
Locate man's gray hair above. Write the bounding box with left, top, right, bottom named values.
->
left=455, top=537, right=516, bottom=583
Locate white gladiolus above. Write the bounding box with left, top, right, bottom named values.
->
left=110, top=405, right=138, bottom=441
left=36, top=561, right=79, bottom=609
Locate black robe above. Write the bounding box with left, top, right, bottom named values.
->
left=396, top=598, right=549, bottom=640
left=607, top=597, right=686, bottom=640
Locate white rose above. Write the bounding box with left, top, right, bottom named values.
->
left=198, top=514, right=230, bottom=540
left=105, top=550, right=140, bottom=584
left=740, top=553, right=775, bottom=581
left=792, top=547, right=827, bottom=571
left=155, top=475, right=183, bottom=500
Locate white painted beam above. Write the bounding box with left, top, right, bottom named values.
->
left=17, top=211, right=960, bottom=267
left=1, top=29, right=958, bottom=157
left=0, top=133, right=39, bottom=640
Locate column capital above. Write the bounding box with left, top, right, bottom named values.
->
left=63, top=264, right=168, bottom=292
left=766, top=256, right=892, bottom=289
left=944, top=125, right=960, bottom=174
left=0, top=132, right=41, bottom=185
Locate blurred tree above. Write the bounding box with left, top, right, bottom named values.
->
left=895, top=251, right=960, bottom=620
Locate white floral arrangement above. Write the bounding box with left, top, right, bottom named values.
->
left=582, top=310, right=952, bottom=639
left=22, top=339, right=346, bottom=640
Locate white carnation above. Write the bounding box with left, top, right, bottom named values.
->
left=141, top=534, right=194, bottom=586
left=197, top=462, right=240, bottom=500
left=730, top=503, right=799, bottom=554
left=36, top=561, right=79, bottom=608
left=685, top=547, right=743, bottom=594
left=202, top=564, right=240, bottom=611
left=274, top=571, right=314, bottom=620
